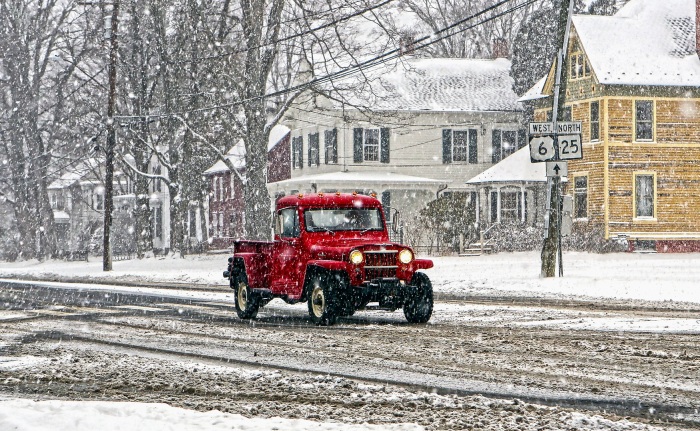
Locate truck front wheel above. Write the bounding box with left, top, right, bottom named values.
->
left=307, top=270, right=342, bottom=326
left=234, top=272, right=260, bottom=319
left=403, top=272, right=433, bottom=323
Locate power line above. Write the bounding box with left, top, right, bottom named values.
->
left=115, top=0, right=533, bottom=119
left=179, top=0, right=394, bottom=63
left=195, top=0, right=533, bottom=113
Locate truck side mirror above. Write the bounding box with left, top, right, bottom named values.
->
left=391, top=210, right=400, bottom=233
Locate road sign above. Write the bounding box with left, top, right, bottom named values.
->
left=546, top=161, right=568, bottom=177
left=557, top=122, right=582, bottom=134
left=557, top=134, right=582, bottom=160
left=529, top=122, right=554, bottom=134
left=529, top=136, right=555, bottom=162
left=528, top=121, right=583, bottom=162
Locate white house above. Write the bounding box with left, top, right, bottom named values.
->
left=272, top=57, right=525, bottom=240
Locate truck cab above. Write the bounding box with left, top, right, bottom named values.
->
left=225, top=192, right=434, bottom=325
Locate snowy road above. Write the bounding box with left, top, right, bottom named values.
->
left=1, top=279, right=699, bottom=430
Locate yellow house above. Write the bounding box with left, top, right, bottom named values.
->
left=524, top=0, right=700, bottom=252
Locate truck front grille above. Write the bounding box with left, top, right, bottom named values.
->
left=364, top=250, right=398, bottom=280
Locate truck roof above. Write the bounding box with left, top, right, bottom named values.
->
left=276, top=192, right=382, bottom=210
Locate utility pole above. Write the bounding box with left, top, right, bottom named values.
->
left=541, top=0, right=574, bottom=277
left=81, top=1, right=120, bottom=270
left=103, top=2, right=119, bottom=271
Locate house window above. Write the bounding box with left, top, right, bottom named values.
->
left=574, top=176, right=588, bottom=219
left=95, top=191, right=104, bottom=210
left=152, top=206, right=162, bottom=239
left=590, top=101, right=600, bottom=141
left=363, top=128, right=380, bottom=162
left=308, top=132, right=320, bottom=166
left=443, top=129, right=478, bottom=163
left=230, top=174, right=235, bottom=200
left=491, top=129, right=519, bottom=163
left=500, top=191, right=520, bottom=222
left=218, top=177, right=224, bottom=201
left=353, top=127, right=389, bottom=163
left=569, top=53, right=589, bottom=79
left=153, top=165, right=162, bottom=193
left=635, top=174, right=655, bottom=218
left=219, top=212, right=225, bottom=237
left=490, top=189, right=523, bottom=223
left=324, top=129, right=337, bottom=164
left=292, top=136, right=303, bottom=169
left=635, top=100, right=653, bottom=141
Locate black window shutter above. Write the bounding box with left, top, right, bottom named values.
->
left=298, top=137, right=303, bottom=169
left=518, top=129, right=527, bottom=149
left=490, top=191, right=498, bottom=223
left=353, top=128, right=363, bottom=163
left=468, top=129, right=478, bottom=164
left=380, top=128, right=390, bottom=163
left=331, top=128, right=338, bottom=164
left=381, top=191, right=391, bottom=221
left=492, top=129, right=502, bottom=163
left=307, top=134, right=312, bottom=167
left=442, top=129, right=452, bottom=164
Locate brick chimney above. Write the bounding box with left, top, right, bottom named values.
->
left=492, top=37, right=509, bottom=59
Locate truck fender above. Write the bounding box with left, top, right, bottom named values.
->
left=231, top=253, right=269, bottom=289
left=306, top=260, right=349, bottom=273
left=412, top=258, right=434, bottom=271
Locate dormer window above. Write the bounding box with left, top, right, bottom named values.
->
left=569, top=53, right=590, bottom=80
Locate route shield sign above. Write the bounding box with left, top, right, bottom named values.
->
left=529, top=135, right=555, bottom=162
left=557, top=134, right=582, bottom=160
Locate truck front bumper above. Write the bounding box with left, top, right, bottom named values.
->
left=356, top=277, right=419, bottom=310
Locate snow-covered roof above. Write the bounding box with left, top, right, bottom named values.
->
left=48, top=159, right=101, bottom=190
left=345, top=58, right=522, bottom=112
left=270, top=171, right=446, bottom=188
left=518, top=75, right=548, bottom=102
left=204, top=125, right=290, bottom=175
left=572, top=0, right=700, bottom=86
left=466, top=146, right=545, bottom=184
left=53, top=210, right=70, bottom=219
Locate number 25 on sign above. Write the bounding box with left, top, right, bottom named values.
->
left=557, top=134, right=582, bottom=160
left=529, top=136, right=555, bottom=162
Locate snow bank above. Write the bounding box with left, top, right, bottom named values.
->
left=0, top=399, right=423, bottom=431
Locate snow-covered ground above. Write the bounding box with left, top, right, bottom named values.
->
left=2, top=251, right=699, bottom=430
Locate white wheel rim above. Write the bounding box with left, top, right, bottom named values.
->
left=237, top=282, right=247, bottom=309
left=311, top=286, right=325, bottom=318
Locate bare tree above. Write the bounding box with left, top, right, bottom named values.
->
left=0, top=0, right=98, bottom=259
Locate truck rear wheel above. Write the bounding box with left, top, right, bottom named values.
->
left=403, top=272, right=433, bottom=323
left=234, top=272, right=260, bottom=319
left=307, top=270, right=342, bottom=325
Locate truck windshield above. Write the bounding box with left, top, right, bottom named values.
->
left=304, top=208, right=383, bottom=232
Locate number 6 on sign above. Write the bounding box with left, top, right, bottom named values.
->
left=529, top=136, right=555, bottom=162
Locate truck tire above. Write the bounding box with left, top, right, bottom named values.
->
left=234, top=272, right=260, bottom=319
left=403, top=272, right=433, bottom=323
left=307, top=270, right=342, bottom=326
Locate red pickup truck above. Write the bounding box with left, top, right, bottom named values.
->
left=223, top=192, right=434, bottom=325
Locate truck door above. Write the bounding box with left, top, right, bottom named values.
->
left=272, top=207, right=303, bottom=297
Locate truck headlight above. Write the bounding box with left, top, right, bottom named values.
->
left=349, top=250, right=363, bottom=265
left=398, top=249, right=413, bottom=264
